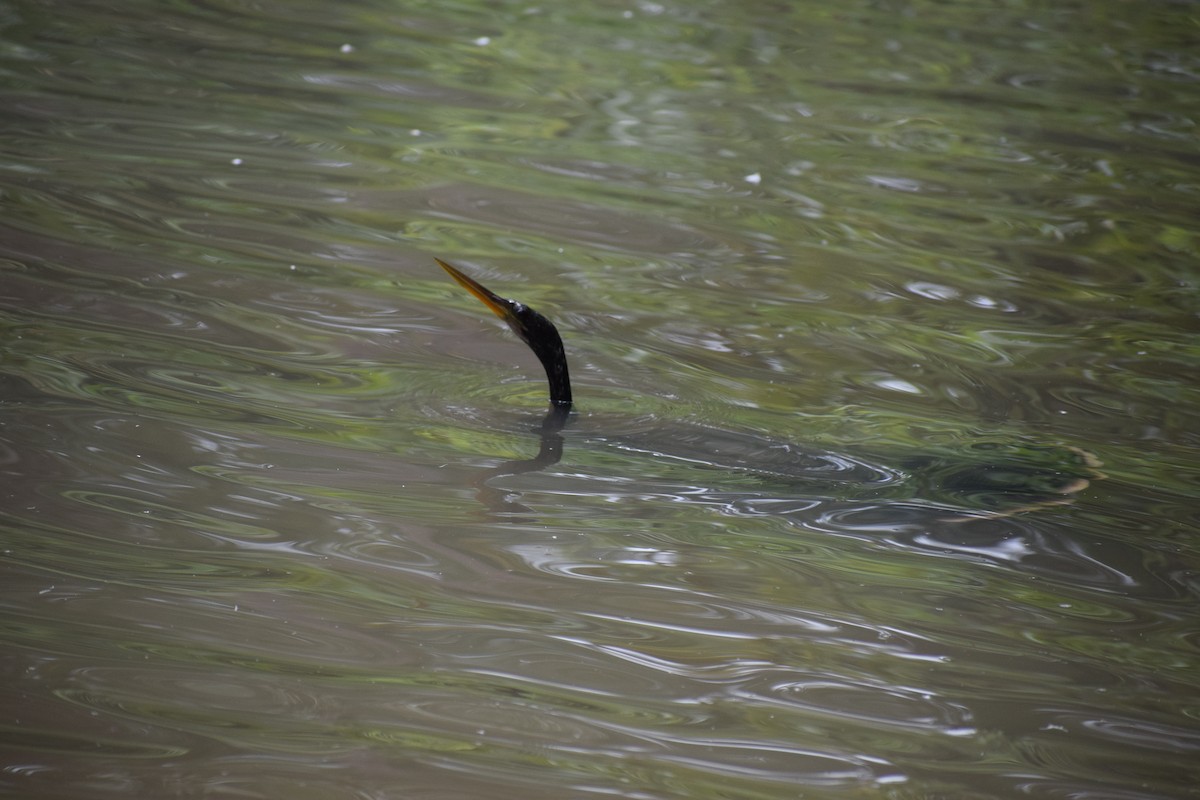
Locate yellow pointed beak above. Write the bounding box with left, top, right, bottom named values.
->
left=435, top=258, right=513, bottom=322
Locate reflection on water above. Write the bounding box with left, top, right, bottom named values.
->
left=2, top=0, right=1199, bottom=798
left=473, top=405, right=570, bottom=517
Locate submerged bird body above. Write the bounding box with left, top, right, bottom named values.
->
left=435, top=257, right=1101, bottom=519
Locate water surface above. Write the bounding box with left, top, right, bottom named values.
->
left=2, top=1, right=1198, bottom=798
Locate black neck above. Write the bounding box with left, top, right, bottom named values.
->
left=512, top=304, right=572, bottom=409
left=541, top=342, right=572, bottom=408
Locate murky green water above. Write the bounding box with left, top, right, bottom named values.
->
left=2, top=1, right=1198, bottom=798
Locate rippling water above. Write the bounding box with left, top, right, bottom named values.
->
left=2, top=1, right=1198, bottom=798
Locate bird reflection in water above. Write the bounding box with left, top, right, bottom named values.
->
left=471, top=403, right=570, bottom=518
left=435, top=258, right=1102, bottom=523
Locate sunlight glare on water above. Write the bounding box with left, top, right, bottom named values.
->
left=1, top=1, right=1198, bottom=799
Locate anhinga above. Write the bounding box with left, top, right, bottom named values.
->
left=436, top=257, right=576, bottom=518
left=435, top=258, right=1103, bottom=521
left=436, top=258, right=571, bottom=409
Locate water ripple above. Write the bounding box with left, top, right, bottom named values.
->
left=3, top=1, right=1198, bottom=798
